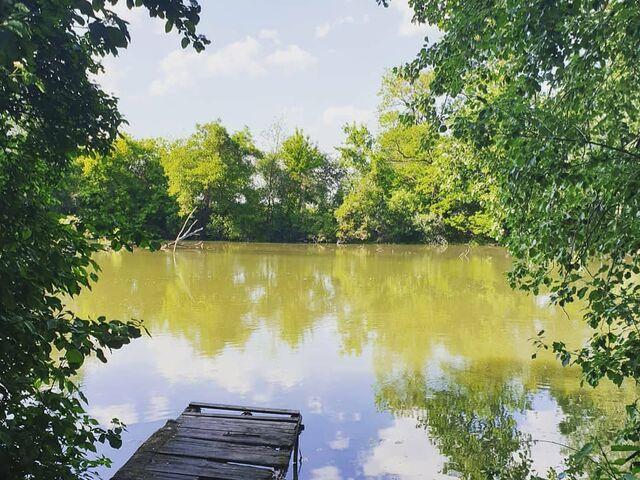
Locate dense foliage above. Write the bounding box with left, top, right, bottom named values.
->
left=0, top=1, right=207, bottom=478
left=257, top=129, right=343, bottom=242
left=384, top=0, right=640, bottom=476
left=161, top=122, right=261, bottom=240
left=336, top=72, right=496, bottom=243
left=68, top=74, right=497, bottom=246
left=73, top=136, right=179, bottom=241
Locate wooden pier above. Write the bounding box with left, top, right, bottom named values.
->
left=112, top=402, right=304, bottom=480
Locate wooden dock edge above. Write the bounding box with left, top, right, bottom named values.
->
left=111, top=403, right=303, bottom=480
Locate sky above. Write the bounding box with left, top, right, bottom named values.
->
left=100, top=0, right=438, bottom=152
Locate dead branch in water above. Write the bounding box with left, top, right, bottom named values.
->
left=163, top=207, right=204, bottom=252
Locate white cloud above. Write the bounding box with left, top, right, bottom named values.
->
left=328, top=431, right=350, bottom=450
left=89, top=403, right=139, bottom=426
left=96, top=57, right=129, bottom=97
left=518, top=391, right=567, bottom=475
left=310, top=466, right=342, bottom=480
left=315, top=15, right=357, bottom=39
left=150, top=36, right=317, bottom=96
left=322, top=105, right=374, bottom=126
left=145, top=395, right=170, bottom=422
left=259, top=28, right=281, bottom=44
left=149, top=49, right=199, bottom=96
left=392, top=0, right=441, bottom=39
left=392, top=0, right=423, bottom=36
left=315, top=23, right=332, bottom=39
left=265, top=45, right=318, bottom=71
left=145, top=334, right=305, bottom=396
left=362, top=417, right=449, bottom=479
left=308, top=396, right=324, bottom=414
left=108, top=2, right=147, bottom=25
left=206, top=36, right=267, bottom=77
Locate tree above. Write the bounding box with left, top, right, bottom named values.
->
left=162, top=122, right=261, bottom=240
left=73, top=136, right=179, bottom=241
left=255, top=129, right=342, bottom=242
left=335, top=128, right=401, bottom=242
left=255, top=152, right=290, bottom=241
left=0, top=1, right=207, bottom=478
left=384, top=0, right=640, bottom=475
left=336, top=72, right=496, bottom=243
left=280, top=129, right=342, bottom=241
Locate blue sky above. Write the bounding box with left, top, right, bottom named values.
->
left=101, top=0, right=436, bottom=151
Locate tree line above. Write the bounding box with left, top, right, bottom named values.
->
left=66, top=72, right=497, bottom=246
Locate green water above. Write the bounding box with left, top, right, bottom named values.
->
left=69, top=243, right=633, bottom=479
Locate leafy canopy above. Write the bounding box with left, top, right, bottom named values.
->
left=74, top=136, right=179, bottom=242
left=336, top=71, right=496, bottom=243
left=162, top=121, right=261, bottom=240
left=386, top=0, right=640, bottom=475
left=0, top=1, right=207, bottom=478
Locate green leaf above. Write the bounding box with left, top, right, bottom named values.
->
left=574, top=442, right=593, bottom=462
left=612, top=445, right=640, bottom=452
left=65, top=349, right=84, bottom=366
left=96, top=349, right=107, bottom=363
left=109, top=436, right=122, bottom=448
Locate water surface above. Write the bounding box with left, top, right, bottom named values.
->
left=69, top=243, right=632, bottom=479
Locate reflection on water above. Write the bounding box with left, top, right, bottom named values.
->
left=68, top=243, right=634, bottom=479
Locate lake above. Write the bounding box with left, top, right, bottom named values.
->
left=69, top=243, right=632, bottom=479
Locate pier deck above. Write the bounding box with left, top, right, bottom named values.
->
left=112, top=402, right=303, bottom=480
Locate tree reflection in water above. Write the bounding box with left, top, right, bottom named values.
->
left=375, top=361, right=632, bottom=479
left=68, top=244, right=636, bottom=479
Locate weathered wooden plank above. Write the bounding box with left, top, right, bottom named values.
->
left=146, top=453, right=274, bottom=480
left=111, top=402, right=303, bottom=480
left=180, top=410, right=300, bottom=424
left=175, top=426, right=295, bottom=448
left=112, top=420, right=179, bottom=480
left=176, top=414, right=298, bottom=434
left=159, top=437, right=291, bottom=468
left=114, top=471, right=198, bottom=480
left=188, top=401, right=300, bottom=416
left=144, top=474, right=197, bottom=480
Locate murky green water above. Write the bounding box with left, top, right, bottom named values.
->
left=69, top=243, right=633, bottom=479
